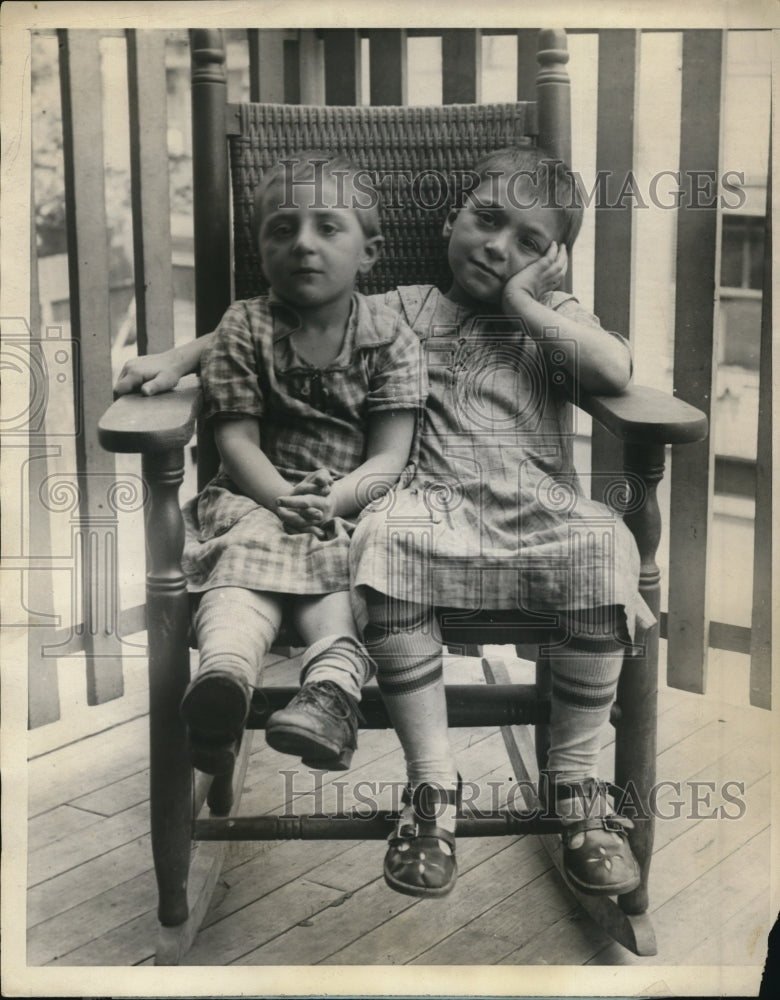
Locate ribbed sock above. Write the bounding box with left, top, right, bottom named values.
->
left=299, top=633, right=374, bottom=702
left=364, top=595, right=458, bottom=821
left=545, top=607, right=626, bottom=819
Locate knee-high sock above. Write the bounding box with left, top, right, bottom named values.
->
left=194, top=587, right=280, bottom=689
left=546, top=607, right=626, bottom=786
left=299, top=634, right=374, bottom=702
left=364, top=594, right=457, bottom=791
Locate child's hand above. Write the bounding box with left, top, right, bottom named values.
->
left=114, top=353, right=184, bottom=397
left=289, top=468, right=333, bottom=497
left=502, top=242, right=568, bottom=311
left=276, top=490, right=335, bottom=537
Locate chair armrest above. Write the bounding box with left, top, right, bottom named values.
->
left=577, top=383, right=708, bottom=445
left=98, top=376, right=202, bottom=454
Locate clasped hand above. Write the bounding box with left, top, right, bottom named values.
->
left=276, top=468, right=335, bottom=539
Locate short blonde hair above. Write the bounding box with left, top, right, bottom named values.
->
left=252, top=149, right=382, bottom=244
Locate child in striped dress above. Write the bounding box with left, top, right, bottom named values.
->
left=176, top=151, right=426, bottom=775
left=117, top=147, right=654, bottom=903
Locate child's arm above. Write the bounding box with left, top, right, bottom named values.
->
left=501, top=243, right=632, bottom=395
left=215, top=417, right=299, bottom=511
left=113, top=333, right=216, bottom=396
left=276, top=409, right=416, bottom=528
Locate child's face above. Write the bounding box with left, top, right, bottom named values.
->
left=445, top=174, right=564, bottom=307
left=258, top=173, right=381, bottom=311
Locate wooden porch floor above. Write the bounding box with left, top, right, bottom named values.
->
left=27, top=642, right=772, bottom=981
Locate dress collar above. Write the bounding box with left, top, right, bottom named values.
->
left=268, top=290, right=399, bottom=349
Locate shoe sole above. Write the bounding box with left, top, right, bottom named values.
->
left=181, top=674, right=250, bottom=774
left=264, top=723, right=354, bottom=770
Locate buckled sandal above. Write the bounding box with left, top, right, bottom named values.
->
left=554, top=779, right=641, bottom=896
left=180, top=670, right=252, bottom=775
left=384, top=778, right=461, bottom=899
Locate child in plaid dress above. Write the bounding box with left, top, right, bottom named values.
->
left=177, top=152, right=426, bottom=775
left=117, top=148, right=654, bottom=902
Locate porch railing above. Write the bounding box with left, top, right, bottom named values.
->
left=22, top=27, right=772, bottom=727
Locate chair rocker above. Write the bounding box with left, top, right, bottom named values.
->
left=98, top=27, right=708, bottom=965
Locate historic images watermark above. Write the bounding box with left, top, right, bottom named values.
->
left=275, top=157, right=747, bottom=213
left=279, top=770, right=748, bottom=822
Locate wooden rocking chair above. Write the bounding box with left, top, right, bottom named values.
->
left=98, top=28, right=708, bottom=964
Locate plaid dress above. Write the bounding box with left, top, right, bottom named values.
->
left=350, top=285, right=655, bottom=640
left=182, top=292, right=426, bottom=596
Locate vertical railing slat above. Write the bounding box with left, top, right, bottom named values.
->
left=368, top=29, right=407, bottom=105
left=248, top=29, right=285, bottom=103
left=516, top=29, right=538, bottom=101
left=667, top=30, right=724, bottom=693
left=27, top=170, right=61, bottom=727
left=57, top=29, right=124, bottom=703
left=283, top=38, right=301, bottom=104
left=127, top=30, right=174, bottom=356
left=591, top=30, right=639, bottom=502
left=442, top=30, right=481, bottom=104
left=298, top=30, right=325, bottom=105
left=750, top=151, right=772, bottom=708
left=323, top=29, right=361, bottom=105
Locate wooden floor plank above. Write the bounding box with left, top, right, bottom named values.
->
left=28, top=800, right=149, bottom=888
left=650, top=736, right=769, bottom=856
left=28, top=804, right=104, bottom=854
left=27, top=834, right=153, bottom=928
left=240, top=836, right=537, bottom=966
left=46, top=910, right=159, bottom=967
left=412, top=865, right=573, bottom=965
left=69, top=767, right=150, bottom=817
left=682, top=889, right=772, bottom=966
left=28, top=868, right=158, bottom=965
left=28, top=716, right=149, bottom=818
left=497, top=899, right=613, bottom=965
left=182, top=878, right=346, bottom=966
left=321, top=839, right=547, bottom=966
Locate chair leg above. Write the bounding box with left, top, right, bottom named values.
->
left=142, top=449, right=195, bottom=938
left=614, top=629, right=658, bottom=917
left=148, top=660, right=194, bottom=931
left=618, top=440, right=667, bottom=918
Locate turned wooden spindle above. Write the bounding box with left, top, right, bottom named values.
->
left=190, top=29, right=230, bottom=488
left=614, top=441, right=666, bottom=916
left=143, top=448, right=193, bottom=930
left=536, top=28, right=571, bottom=165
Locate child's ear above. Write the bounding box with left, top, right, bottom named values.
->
left=358, top=235, right=384, bottom=274
left=442, top=209, right=459, bottom=237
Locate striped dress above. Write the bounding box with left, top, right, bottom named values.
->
left=350, top=285, right=654, bottom=641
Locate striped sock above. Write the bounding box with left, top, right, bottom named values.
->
left=364, top=594, right=457, bottom=794
left=546, top=607, right=627, bottom=789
